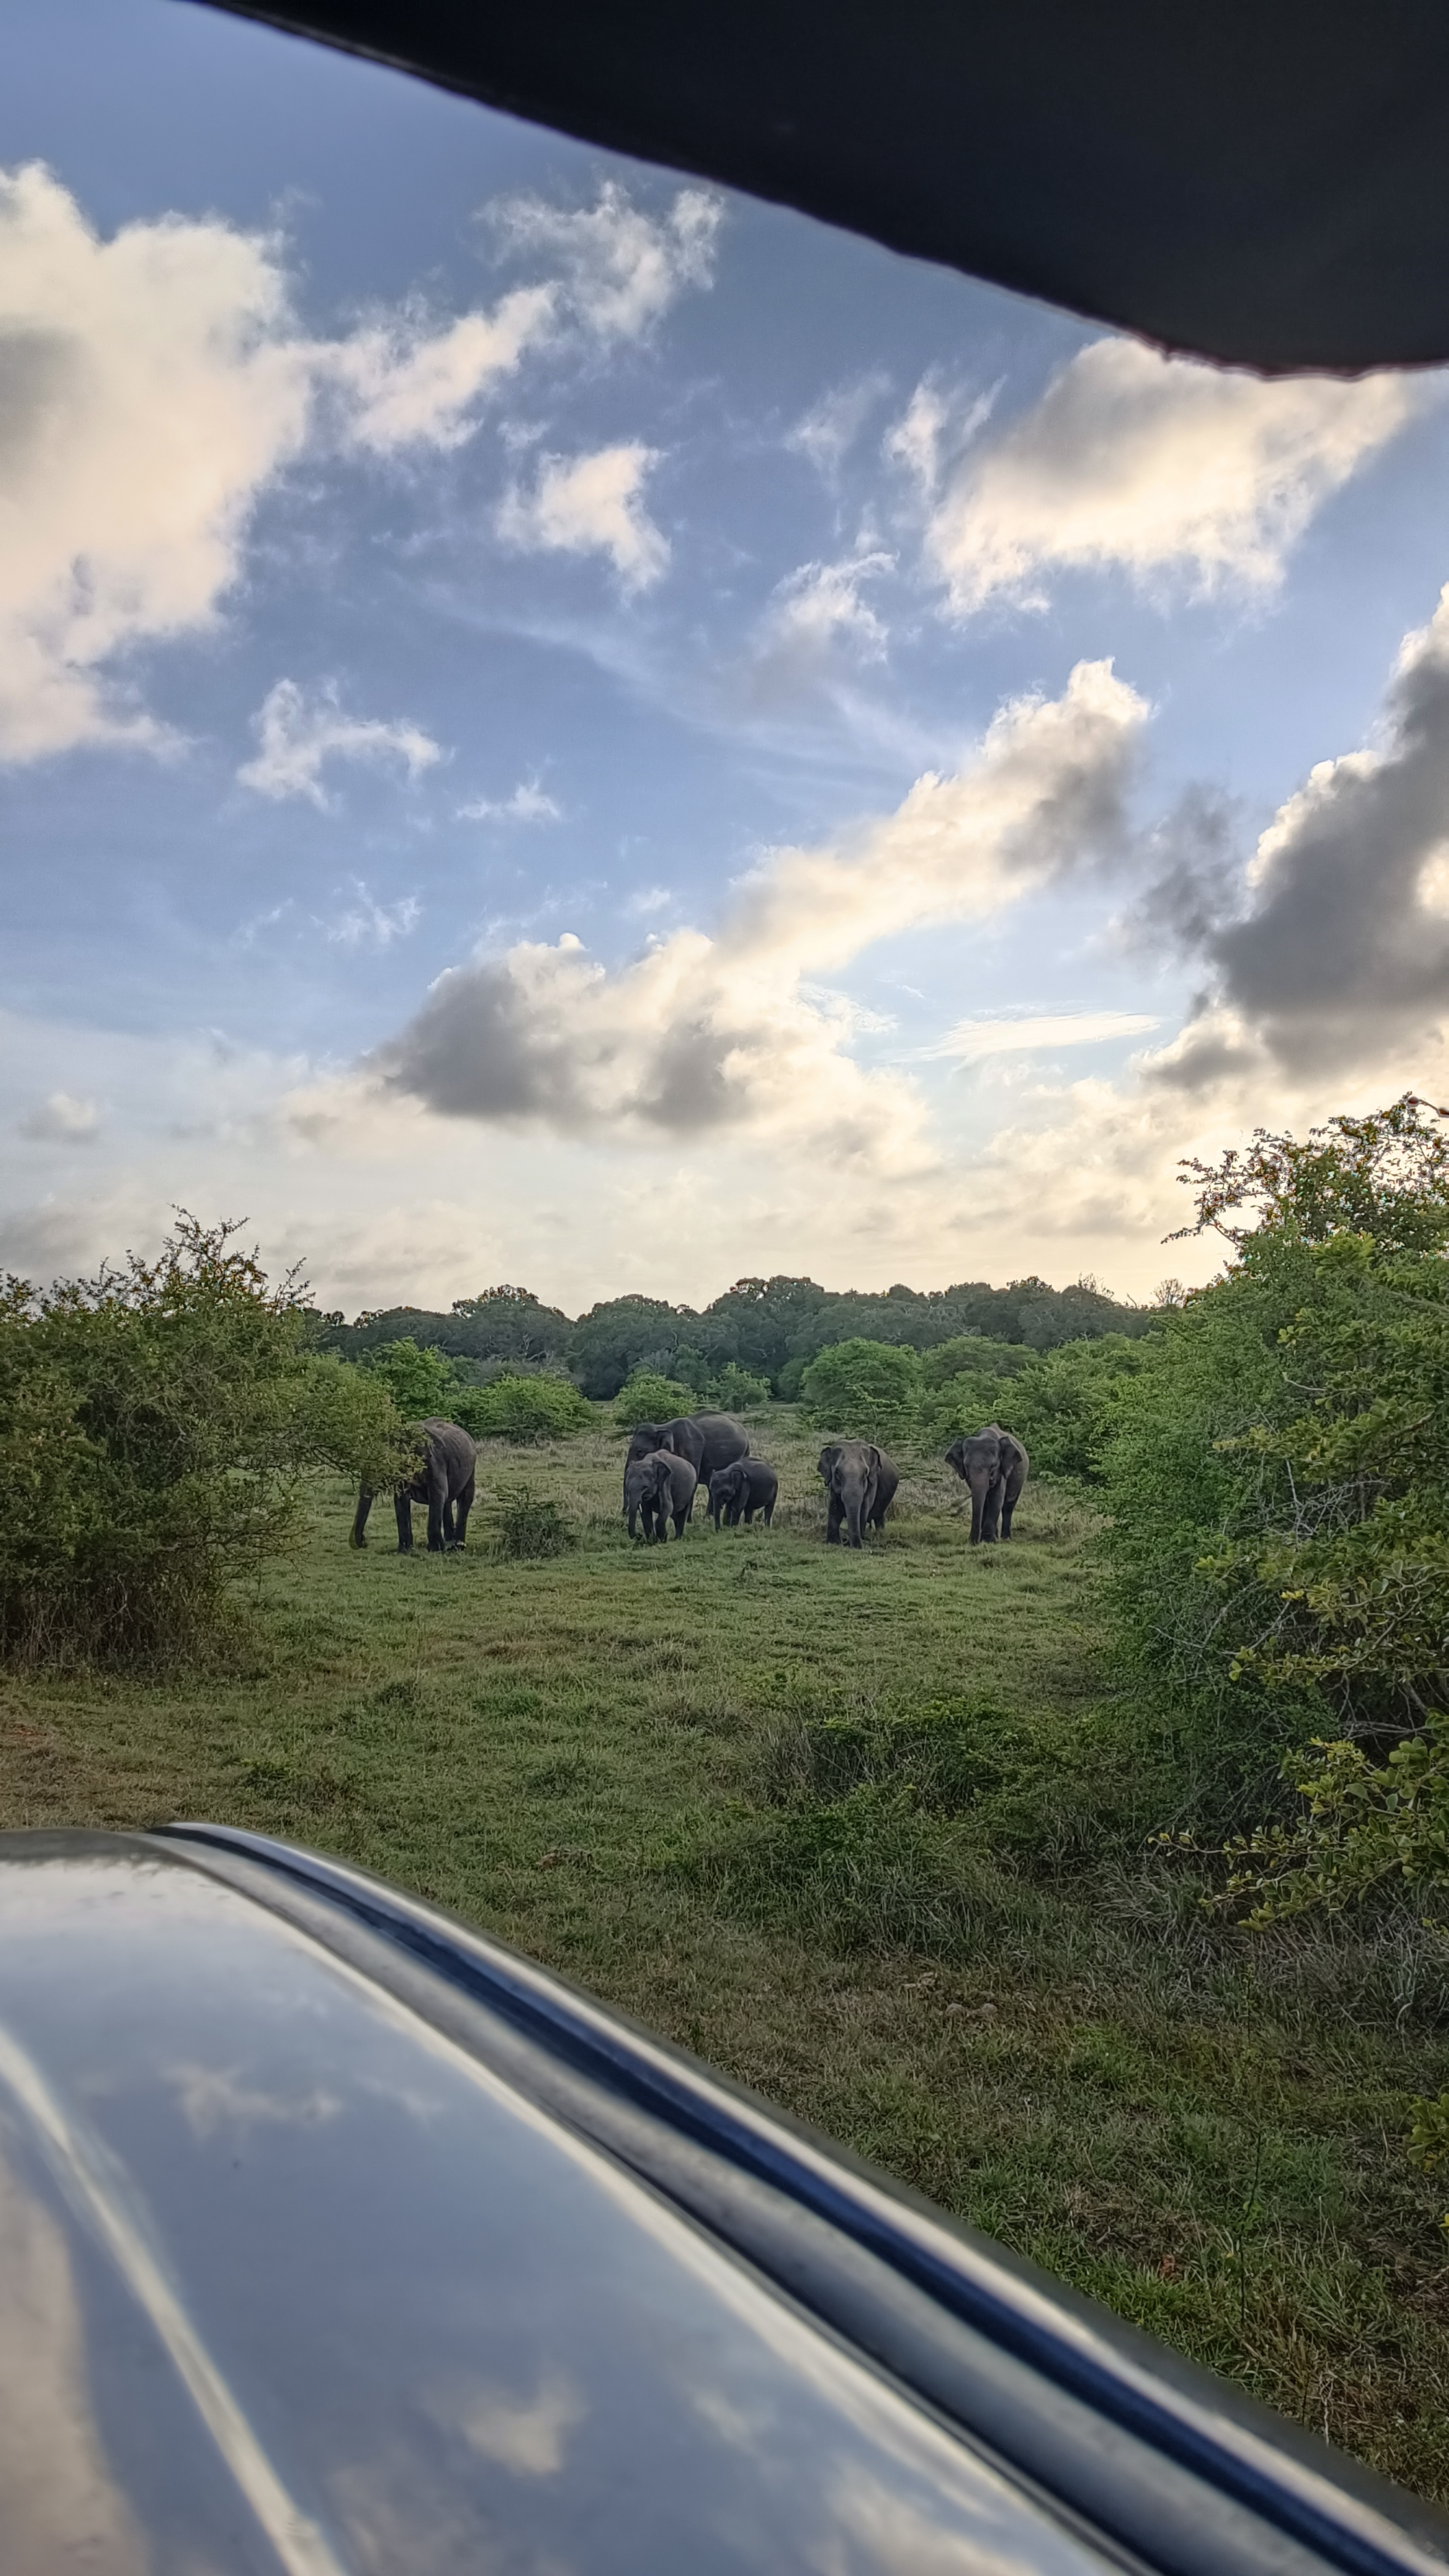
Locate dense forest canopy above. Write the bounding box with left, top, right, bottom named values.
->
left=316, top=1272, right=1154, bottom=1398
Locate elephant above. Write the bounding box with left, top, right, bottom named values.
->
left=624, top=1447, right=699, bottom=1542
left=817, top=1441, right=899, bottom=1548
left=945, top=1424, right=1028, bottom=1543
left=351, top=1418, right=477, bottom=1555
left=708, top=1457, right=778, bottom=1528
left=623, top=1412, right=748, bottom=1518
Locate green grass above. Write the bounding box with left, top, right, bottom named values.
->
left=3, top=1407, right=1448, bottom=2497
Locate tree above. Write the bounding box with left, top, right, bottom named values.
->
left=0, top=1217, right=404, bottom=1665
left=799, top=1340, right=921, bottom=1448
left=455, top=1374, right=593, bottom=1443
left=359, top=1337, right=460, bottom=1420
left=568, top=1298, right=695, bottom=1398
left=613, top=1368, right=695, bottom=1428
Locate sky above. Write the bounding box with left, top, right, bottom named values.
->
left=4, top=0, right=1449, bottom=1316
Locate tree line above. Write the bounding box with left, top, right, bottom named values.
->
left=312, top=1269, right=1158, bottom=1400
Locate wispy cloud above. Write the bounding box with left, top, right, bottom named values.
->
left=326, top=883, right=422, bottom=950
left=457, top=779, right=562, bottom=824
left=928, top=1010, right=1160, bottom=1061
left=786, top=373, right=890, bottom=480
left=238, top=680, right=441, bottom=810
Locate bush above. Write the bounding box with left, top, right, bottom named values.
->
left=613, top=1368, right=695, bottom=1430
left=491, top=1483, right=575, bottom=1559
left=359, top=1336, right=460, bottom=1420
left=919, top=1335, right=1028, bottom=1389
left=710, top=1361, right=771, bottom=1411
left=456, top=1374, right=593, bottom=1443
left=1105, top=1096, right=1449, bottom=1832
left=1008, top=1334, right=1149, bottom=1482
left=799, top=1339, right=921, bottom=1448
left=917, top=1371, right=1022, bottom=1452
left=0, top=1217, right=404, bottom=1666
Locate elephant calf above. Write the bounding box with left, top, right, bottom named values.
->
left=945, top=1425, right=1028, bottom=1543
left=708, top=1457, right=778, bottom=1528
left=351, top=1418, right=477, bottom=1555
left=817, top=1441, right=898, bottom=1548
left=624, top=1448, right=699, bottom=1542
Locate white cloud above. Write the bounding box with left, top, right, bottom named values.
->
left=489, top=180, right=721, bottom=340
left=325, top=288, right=558, bottom=456
left=16, top=1092, right=99, bottom=1143
left=457, top=779, right=562, bottom=824
left=763, top=549, right=895, bottom=664
left=926, top=338, right=1426, bottom=613
left=238, top=679, right=441, bottom=810
left=930, top=1011, right=1160, bottom=1061
left=0, top=167, right=715, bottom=763
left=327, top=884, right=421, bottom=950
left=0, top=162, right=313, bottom=761
left=786, top=374, right=890, bottom=480
left=883, top=378, right=996, bottom=500
left=358, top=659, right=1148, bottom=1162
left=498, top=444, right=669, bottom=591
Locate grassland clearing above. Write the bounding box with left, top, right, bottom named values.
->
left=2, top=1406, right=1446, bottom=2496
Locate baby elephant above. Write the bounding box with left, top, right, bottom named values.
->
left=624, top=1447, right=699, bottom=1542
left=708, top=1457, right=778, bottom=1528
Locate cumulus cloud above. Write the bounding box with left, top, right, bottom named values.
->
left=0, top=167, right=714, bottom=762
left=361, top=660, right=1147, bottom=1158
left=458, top=779, right=562, bottom=824
left=238, top=680, right=441, bottom=809
left=16, top=1092, right=99, bottom=1143
left=0, top=162, right=313, bottom=760
left=488, top=180, right=721, bottom=340
left=925, top=338, right=1425, bottom=613
left=1148, top=583, right=1449, bottom=1080
left=498, top=444, right=669, bottom=590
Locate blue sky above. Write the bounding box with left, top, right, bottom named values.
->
left=4, top=0, right=1449, bottom=1313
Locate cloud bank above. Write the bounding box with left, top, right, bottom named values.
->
left=358, top=659, right=1146, bottom=1161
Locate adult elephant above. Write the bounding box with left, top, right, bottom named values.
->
left=945, top=1424, right=1028, bottom=1544
left=817, top=1441, right=898, bottom=1548
left=623, top=1412, right=747, bottom=1517
left=351, top=1419, right=477, bottom=1555
left=708, top=1457, right=778, bottom=1528
left=624, top=1448, right=698, bottom=1542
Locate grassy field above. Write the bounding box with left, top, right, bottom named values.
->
left=3, top=1406, right=1448, bottom=2499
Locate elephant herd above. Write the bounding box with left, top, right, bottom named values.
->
left=351, top=1409, right=1029, bottom=1555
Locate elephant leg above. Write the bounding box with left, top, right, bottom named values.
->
left=999, top=1472, right=1019, bottom=1539
left=673, top=1507, right=687, bottom=1538
left=395, top=1492, right=414, bottom=1554
left=762, top=1499, right=774, bottom=1526
left=351, top=1487, right=373, bottom=1548
left=826, top=1494, right=845, bottom=1545
left=452, top=1476, right=475, bottom=1549
left=980, top=1476, right=1004, bottom=1543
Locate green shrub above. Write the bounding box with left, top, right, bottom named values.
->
left=0, top=1217, right=404, bottom=1666
left=919, top=1335, right=1028, bottom=1389
left=917, top=1370, right=1022, bottom=1452
left=491, top=1483, right=575, bottom=1559
left=456, top=1373, right=592, bottom=1443
left=1105, top=1096, right=1449, bottom=1831
left=799, top=1339, right=921, bottom=1447
left=1008, top=1334, right=1149, bottom=1481
left=710, top=1361, right=771, bottom=1411
left=613, top=1368, right=695, bottom=1429
left=359, top=1335, right=459, bottom=1420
